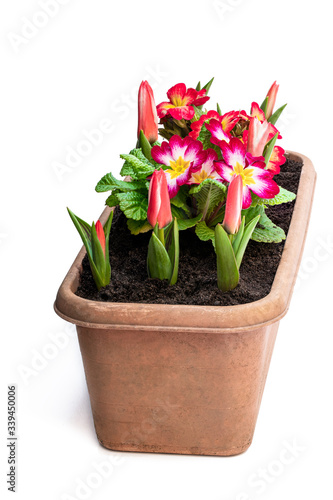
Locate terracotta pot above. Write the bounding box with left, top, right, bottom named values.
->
left=55, top=151, right=316, bottom=456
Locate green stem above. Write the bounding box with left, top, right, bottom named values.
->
left=158, top=227, right=165, bottom=247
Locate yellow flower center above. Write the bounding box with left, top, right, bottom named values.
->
left=172, top=96, right=185, bottom=107
left=167, top=156, right=190, bottom=179
left=192, top=170, right=214, bottom=183
left=232, top=162, right=255, bottom=186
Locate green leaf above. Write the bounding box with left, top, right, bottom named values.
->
left=251, top=186, right=296, bottom=207
left=235, top=215, right=260, bottom=268
left=117, top=191, right=148, bottom=220
left=264, top=133, right=278, bottom=165
left=67, top=208, right=112, bottom=290
left=177, top=213, right=203, bottom=231
left=192, top=105, right=205, bottom=122
left=189, top=178, right=226, bottom=196
left=242, top=205, right=264, bottom=223
left=170, top=186, right=191, bottom=215
left=231, top=217, right=245, bottom=255
left=127, top=218, right=152, bottom=235
left=67, top=208, right=93, bottom=259
left=260, top=96, right=268, bottom=116
left=105, top=193, right=120, bottom=207
left=195, top=221, right=215, bottom=247
left=95, top=172, right=143, bottom=193
left=120, top=149, right=156, bottom=180
left=171, top=205, right=188, bottom=220
left=197, top=124, right=222, bottom=158
left=252, top=212, right=286, bottom=243
left=147, top=232, right=172, bottom=280
left=268, top=103, right=287, bottom=126
left=215, top=224, right=239, bottom=292
left=167, top=218, right=179, bottom=285
left=190, top=179, right=226, bottom=219
left=139, top=130, right=152, bottom=161
left=196, top=77, right=214, bottom=110
left=103, top=210, right=113, bottom=253
left=202, top=77, right=214, bottom=95
left=196, top=81, right=201, bottom=91
left=217, top=102, right=222, bottom=115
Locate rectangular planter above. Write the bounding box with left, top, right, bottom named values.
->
left=55, top=151, right=316, bottom=456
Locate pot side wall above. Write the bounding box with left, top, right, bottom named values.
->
left=55, top=151, right=316, bottom=456
left=77, top=321, right=279, bottom=456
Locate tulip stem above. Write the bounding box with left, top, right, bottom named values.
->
left=158, top=227, right=165, bottom=247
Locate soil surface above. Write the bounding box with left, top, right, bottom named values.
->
left=76, top=156, right=302, bottom=306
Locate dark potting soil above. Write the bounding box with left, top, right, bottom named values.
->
left=76, top=156, right=303, bottom=306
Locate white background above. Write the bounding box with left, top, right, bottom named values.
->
left=1, top=0, right=332, bottom=499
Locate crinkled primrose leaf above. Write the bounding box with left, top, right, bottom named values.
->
left=251, top=186, right=296, bottom=207
left=117, top=191, right=148, bottom=220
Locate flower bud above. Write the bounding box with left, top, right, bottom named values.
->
left=223, top=175, right=243, bottom=235
left=138, top=81, right=158, bottom=144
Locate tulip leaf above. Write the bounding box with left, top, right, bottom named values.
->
left=67, top=208, right=112, bottom=290
left=215, top=224, right=239, bottom=292
left=103, top=210, right=113, bottom=253
left=67, top=208, right=93, bottom=259
left=217, top=103, right=222, bottom=115
left=167, top=218, right=179, bottom=285
left=251, top=186, right=296, bottom=207
left=231, top=217, right=245, bottom=255
left=268, top=103, right=287, bottom=126
left=117, top=191, right=148, bottom=220
left=235, top=215, right=260, bottom=268
left=196, top=81, right=201, bottom=91
left=260, top=96, right=268, bottom=116
left=139, top=130, right=152, bottom=161
left=147, top=232, right=172, bottom=281
left=264, top=133, right=278, bottom=165
left=127, top=218, right=152, bottom=235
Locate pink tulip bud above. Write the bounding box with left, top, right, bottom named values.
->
left=223, top=175, right=243, bottom=235
left=147, top=169, right=172, bottom=229
left=266, top=81, right=279, bottom=119
left=247, top=117, right=271, bottom=157
left=138, top=80, right=158, bottom=144
left=95, top=220, right=106, bottom=256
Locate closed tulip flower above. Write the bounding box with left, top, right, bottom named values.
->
left=138, top=80, right=158, bottom=144
left=223, top=175, right=243, bottom=235
left=147, top=169, right=172, bottom=229
left=266, top=81, right=279, bottom=119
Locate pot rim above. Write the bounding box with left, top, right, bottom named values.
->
left=54, top=151, right=316, bottom=333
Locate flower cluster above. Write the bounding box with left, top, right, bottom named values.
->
left=150, top=82, right=284, bottom=209
left=83, top=77, right=295, bottom=292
